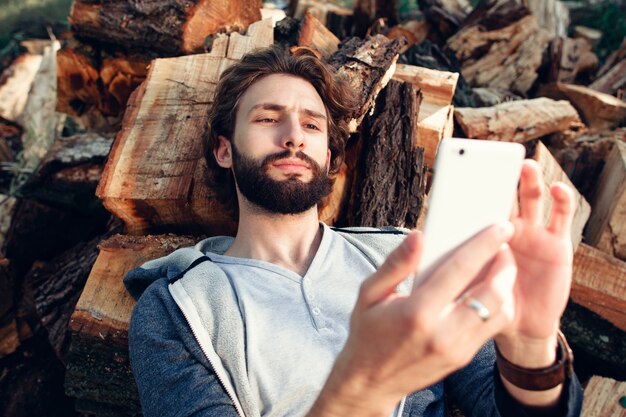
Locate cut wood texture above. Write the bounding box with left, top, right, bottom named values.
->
left=549, top=128, right=625, bottom=201
left=318, top=162, right=348, bottom=225
left=0, top=52, right=42, bottom=122
left=571, top=243, right=626, bottom=332
left=585, top=141, right=626, bottom=261
left=445, top=0, right=551, bottom=95
left=582, top=376, right=626, bottom=417
left=328, top=34, right=406, bottom=130
left=454, top=98, right=583, bottom=142
left=56, top=38, right=151, bottom=122
left=68, top=0, right=263, bottom=55
left=393, top=63, right=458, bottom=167
left=572, top=25, right=602, bottom=48
left=66, top=234, right=197, bottom=416
left=96, top=19, right=274, bottom=235
left=348, top=80, right=427, bottom=228
left=591, top=38, right=626, bottom=98
left=519, top=0, right=569, bottom=38
left=417, top=0, right=472, bottom=39
left=539, top=83, right=626, bottom=131
left=296, top=12, right=340, bottom=59
left=546, top=37, right=597, bottom=84
left=527, top=140, right=590, bottom=249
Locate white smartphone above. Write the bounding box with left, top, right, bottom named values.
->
left=414, top=138, right=525, bottom=286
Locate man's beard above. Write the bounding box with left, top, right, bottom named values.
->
left=230, top=144, right=333, bottom=215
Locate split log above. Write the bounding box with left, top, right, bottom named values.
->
left=538, top=83, right=626, bottom=131
left=572, top=25, right=602, bottom=49
left=445, top=0, right=551, bottom=95
left=0, top=116, right=23, bottom=193
left=328, top=35, right=406, bottom=130
left=398, top=41, right=476, bottom=108
left=385, top=19, right=431, bottom=48
left=348, top=80, right=427, bottom=228
left=0, top=52, right=42, bottom=122
left=526, top=140, right=591, bottom=250
left=352, top=0, right=398, bottom=37
left=590, top=38, right=626, bottom=99
left=417, top=0, right=472, bottom=39
left=585, top=141, right=626, bottom=261
left=294, top=12, right=340, bottom=59
left=68, top=0, right=262, bottom=55
left=96, top=20, right=273, bottom=236
left=470, top=87, right=522, bottom=107
left=519, top=0, right=569, bottom=38
left=582, top=376, right=626, bottom=417
left=26, top=220, right=119, bottom=356
left=393, top=64, right=458, bottom=167
left=56, top=38, right=151, bottom=123
left=454, top=98, right=584, bottom=142
left=570, top=243, right=626, bottom=332
left=561, top=301, right=626, bottom=382
left=548, top=128, right=625, bottom=201
left=325, top=8, right=355, bottom=40
left=65, top=234, right=197, bottom=416
left=20, top=133, right=113, bottom=212
left=546, top=37, right=597, bottom=84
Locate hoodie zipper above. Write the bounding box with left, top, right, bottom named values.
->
left=169, top=281, right=247, bottom=417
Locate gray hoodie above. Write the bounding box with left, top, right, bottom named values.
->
left=125, top=227, right=582, bottom=417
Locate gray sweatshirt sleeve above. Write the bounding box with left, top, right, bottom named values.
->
left=129, top=279, right=239, bottom=417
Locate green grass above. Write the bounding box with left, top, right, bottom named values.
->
left=0, top=0, right=72, bottom=47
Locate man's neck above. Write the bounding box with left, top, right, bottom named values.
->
left=225, top=203, right=324, bottom=277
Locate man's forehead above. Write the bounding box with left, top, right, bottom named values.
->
left=238, top=73, right=326, bottom=115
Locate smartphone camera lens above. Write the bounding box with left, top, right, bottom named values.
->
left=459, top=149, right=465, bottom=155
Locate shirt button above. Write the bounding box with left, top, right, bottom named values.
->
left=312, top=307, right=321, bottom=315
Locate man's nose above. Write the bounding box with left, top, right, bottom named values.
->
left=280, top=116, right=305, bottom=149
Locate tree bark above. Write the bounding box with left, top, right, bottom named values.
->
left=328, top=35, right=406, bottom=129
left=69, top=0, right=262, bottom=55
left=348, top=80, right=427, bottom=228
left=417, top=0, right=472, bottom=39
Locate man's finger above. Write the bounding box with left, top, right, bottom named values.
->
left=547, top=182, right=575, bottom=237
left=518, top=160, right=544, bottom=226
left=358, top=231, right=423, bottom=308
left=413, top=222, right=514, bottom=311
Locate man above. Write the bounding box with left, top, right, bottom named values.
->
left=126, top=46, right=582, bottom=417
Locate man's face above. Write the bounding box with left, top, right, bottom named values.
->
left=214, top=73, right=333, bottom=214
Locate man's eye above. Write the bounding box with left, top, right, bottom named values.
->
left=257, top=118, right=277, bottom=123
left=304, top=123, right=320, bottom=130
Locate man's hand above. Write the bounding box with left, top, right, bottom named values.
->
left=308, top=222, right=518, bottom=417
left=494, top=159, right=576, bottom=406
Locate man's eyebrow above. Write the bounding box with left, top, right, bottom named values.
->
left=248, top=103, right=327, bottom=120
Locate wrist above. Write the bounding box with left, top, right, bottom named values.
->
left=494, top=332, right=558, bottom=368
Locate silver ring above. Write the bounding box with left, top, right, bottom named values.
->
left=466, top=298, right=490, bottom=322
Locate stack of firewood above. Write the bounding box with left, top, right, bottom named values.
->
left=1, top=0, right=625, bottom=416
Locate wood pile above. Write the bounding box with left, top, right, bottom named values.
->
left=0, top=0, right=625, bottom=416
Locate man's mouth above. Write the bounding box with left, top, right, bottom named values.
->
left=271, top=158, right=311, bottom=172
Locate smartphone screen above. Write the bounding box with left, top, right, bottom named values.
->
left=415, top=138, right=525, bottom=286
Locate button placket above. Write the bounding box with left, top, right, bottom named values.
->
left=302, top=277, right=324, bottom=328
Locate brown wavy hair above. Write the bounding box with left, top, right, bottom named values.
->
left=204, top=45, right=355, bottom=219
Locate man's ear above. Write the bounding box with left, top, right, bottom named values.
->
left=214, top=135, right=233, bottom=168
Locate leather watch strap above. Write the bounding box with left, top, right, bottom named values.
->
left=495, top=330, right=574, bottom=391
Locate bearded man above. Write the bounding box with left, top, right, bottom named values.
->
left=126, top=46, right=583, bottom=417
